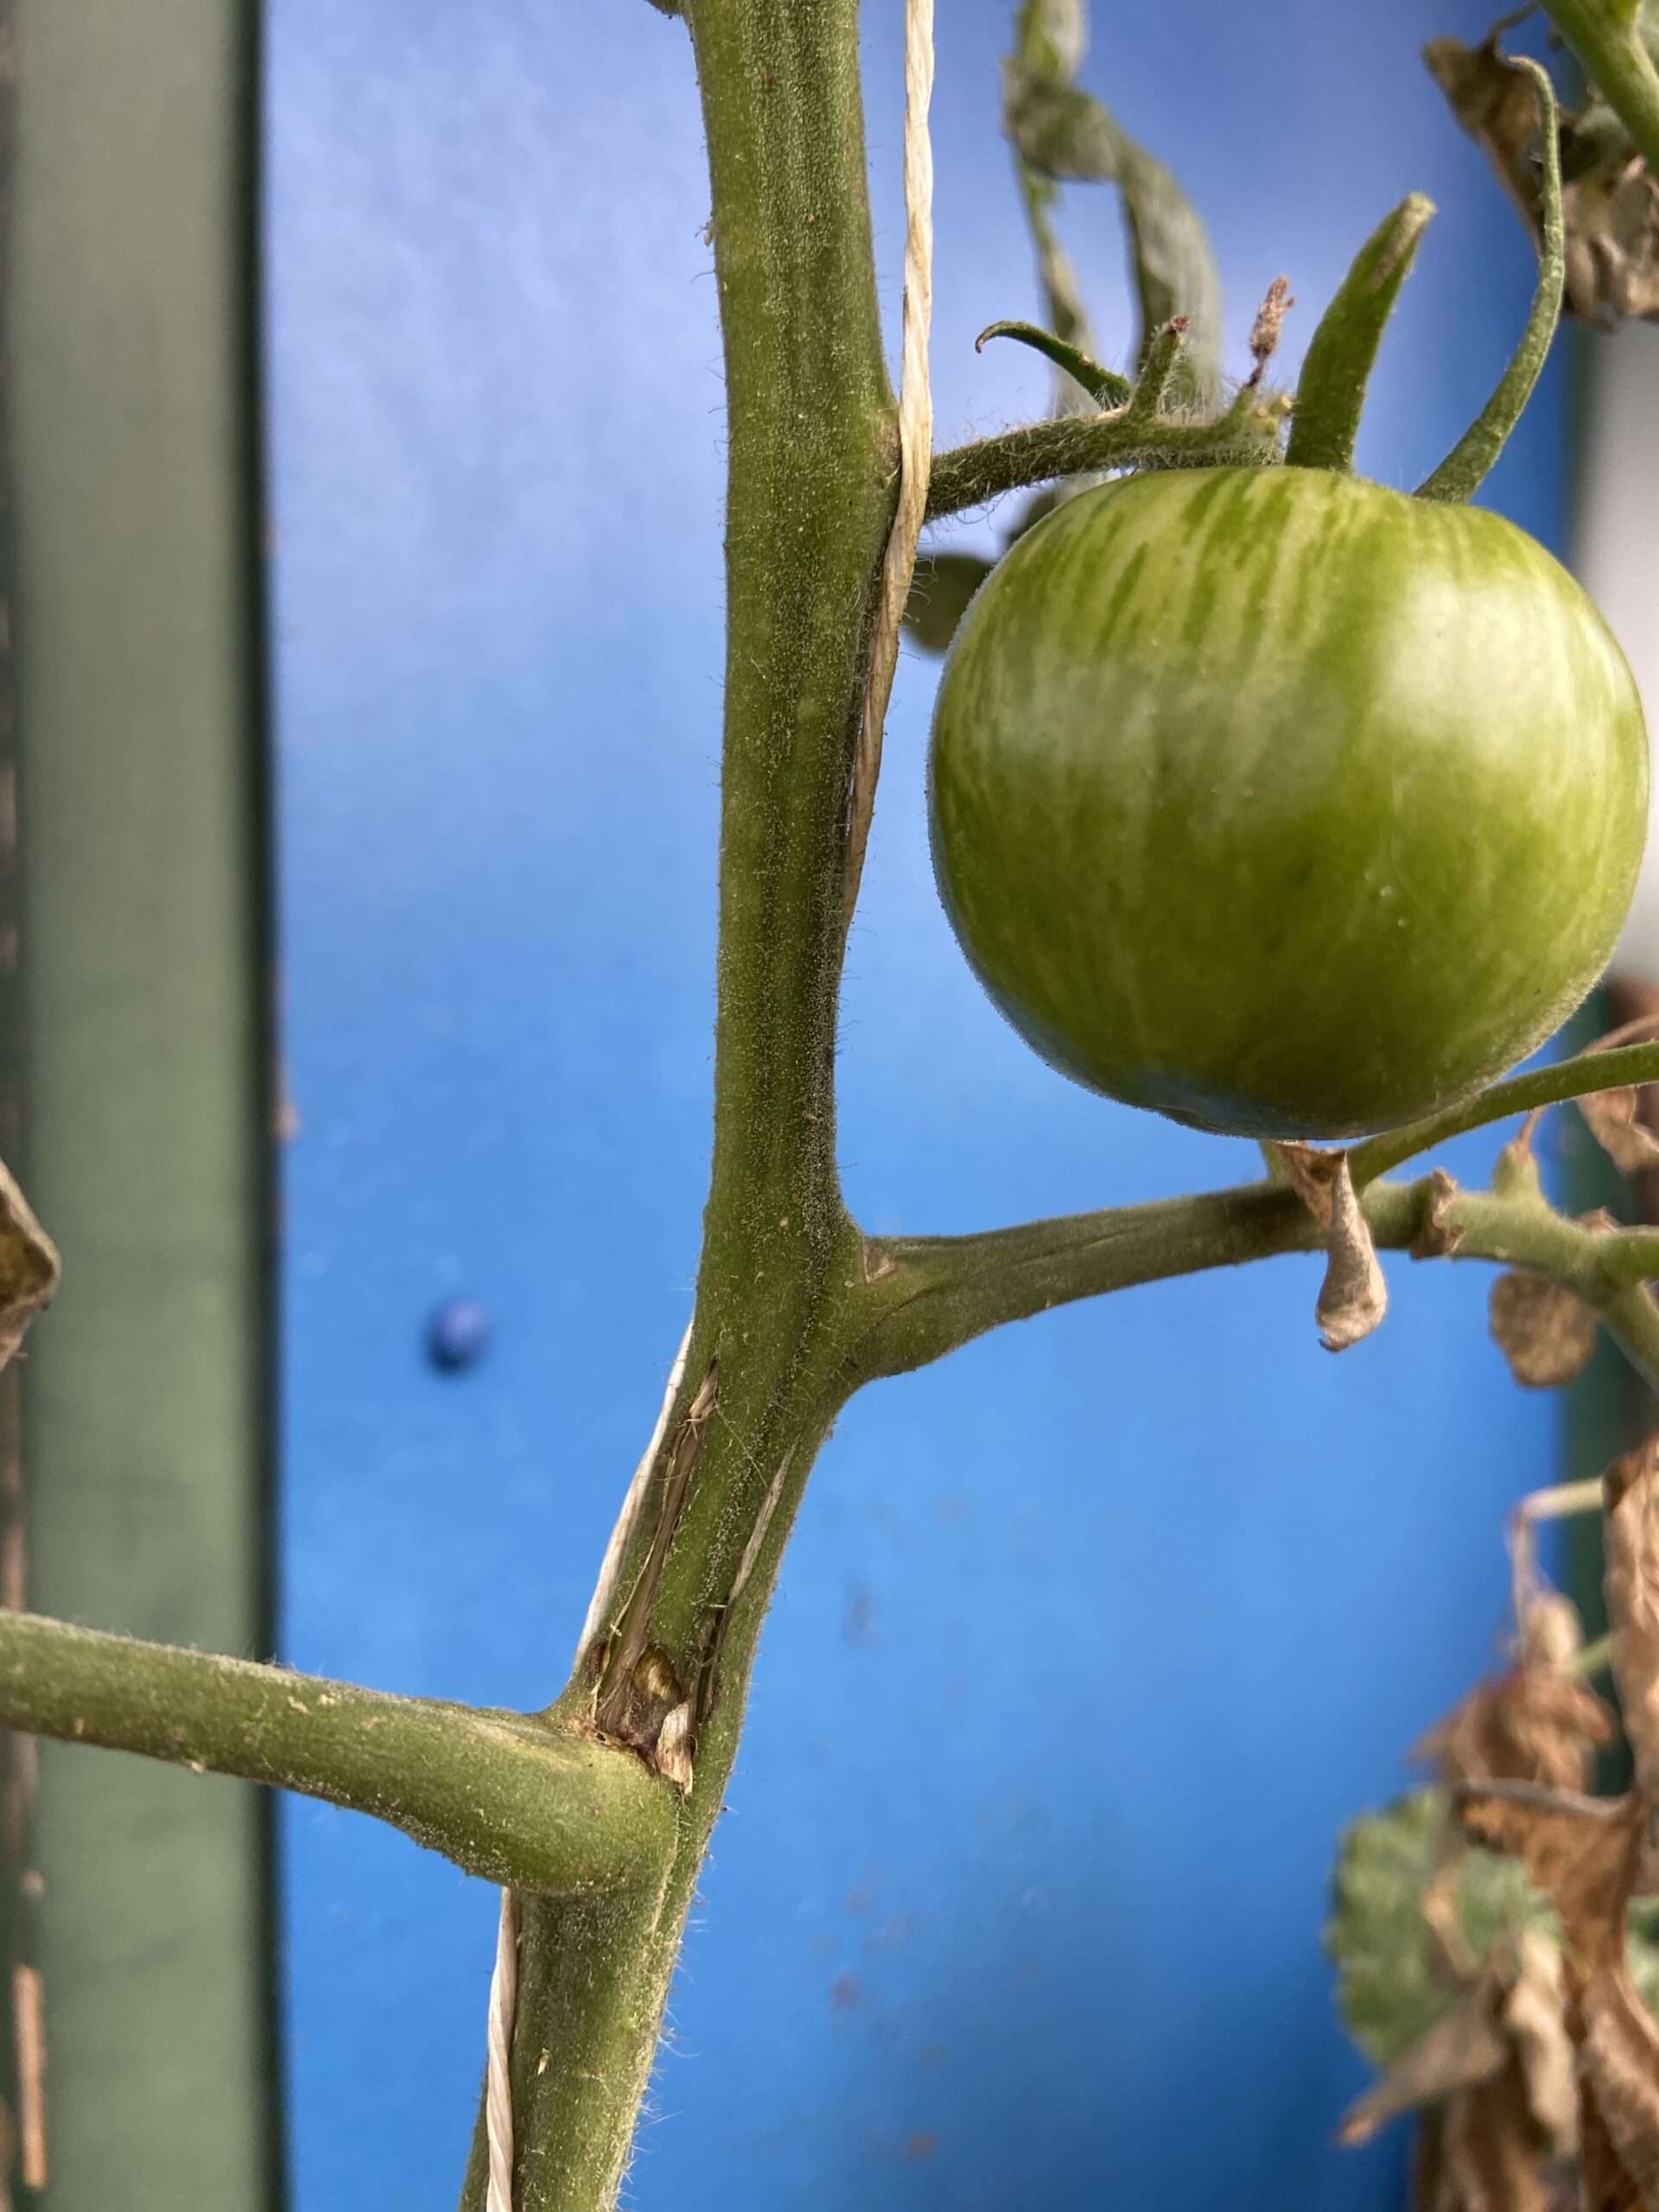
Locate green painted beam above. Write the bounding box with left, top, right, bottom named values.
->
left=10, top=3, right=274, bottom=2206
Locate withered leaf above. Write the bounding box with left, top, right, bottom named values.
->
left=1565, top=157, right=1659, bottom=325
left=1583, top=1087, right=1659, bottom=1175
left=1460, top=1789, right=1646, bottom=1977
left=1416, top=1667, right=1614, bottom=1795
left=1605, top=1440, right=1659, bottom=1799
left=1438, top=2058, right=1564, bottom=2212
left=1490, top=1271, right=1601, bottom=1389
left=1506, top=1929, right=1578, bottom=2158
left=1337, top=1967, right=1509, bottom=2145
left=0, top=1160, right=57, bottom=1370
left=1425, top=36, right=1659, bottom=326
left=1581, top=1962, right=1659, bottom=2210
left=1518, top=1591, right=1590, bottom=1677
left=1274, top=1142, right=1388, bottom=1351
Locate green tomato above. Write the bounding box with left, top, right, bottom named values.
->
left=927, top=466, right=1649, bottom=1139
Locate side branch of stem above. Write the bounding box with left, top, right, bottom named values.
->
left=925, top=392, right=1287, bottom=522
left=852, top=1174, right=1659, bottom=1389
left=0, top=1611, right=676, bottom=1896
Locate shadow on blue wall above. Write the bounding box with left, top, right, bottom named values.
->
left=267, top=3, right=1572, bottom=2206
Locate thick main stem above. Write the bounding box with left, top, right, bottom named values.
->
left=463, top=5, right=898, bottom=2205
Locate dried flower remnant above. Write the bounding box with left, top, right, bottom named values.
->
left=1273, top=1143, right=1388, bottom=1351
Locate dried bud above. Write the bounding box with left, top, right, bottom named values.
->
left=1580, top=1085, right=1659, bottom=1175
left=1410, top=1167, right=1465, bottom=1259
left=1247, top=275, right=1294, bottom=385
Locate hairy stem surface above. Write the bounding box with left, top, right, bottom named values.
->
left=461, top=3, right=898, bottom=2202
left=0, top=1611, right=675, bottom=1894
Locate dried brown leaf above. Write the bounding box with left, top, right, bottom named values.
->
left=1490, top=1272, right=1600, bottom=1389
left=1274, top=1142, right=1388, bottom=1351
left=1416, top=1668, right=1614, bottom=1794
left=1440, top=2061, right=1563, bottom=2212
left=0, top=1162, right=57, bottom=1370
left=1459, top=1790, right=1646, bottom=1978
left=1581, top=1963, right=1659, bottom=2210
left=1582, top=1090, right=1659, bottom=1176
left=1569, top=160, right=1659, bottom=326
left=1506, top=1929, right=1579, bottom=2157
left=1518, top=1593, right=1587, bottom=1679
left=1338, top=1969, right=1510, bottom=2146
left=1605, top=1441, right=1659, bottom=1799
left=1424, top=37, right=1659, bottom=327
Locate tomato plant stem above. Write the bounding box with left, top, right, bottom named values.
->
left=925, top=387, right=1289, bottom=521
left=1541, top=0, right=1659, bottom=178
left=0, top=8, right=1637, bottom=2207
left=849, top=1175, right=1659, bottom=1392
left=1351, top=1039, right=1659, bottom=1185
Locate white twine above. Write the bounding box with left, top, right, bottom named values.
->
left=575, top=1319, right=694, bottom=1666
left=485, top=1885, right=522, bottom=2212
left=844, top=0, right=936, bottom=925
left=480, top=1320, right=691, bottom=2209
left=481, top=0, right=936, bottom=2190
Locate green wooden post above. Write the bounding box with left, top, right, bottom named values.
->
left=10, top=3, right=274, bottom=2203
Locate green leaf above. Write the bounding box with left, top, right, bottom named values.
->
left=1287, top=194, right=1434, bottom=474
left=1015, top=0, right=1087, bottom=81
left=1002, top=60, right=1223, bottom=398
left=976, top=319, right=1133, bottom=409
left=902, top=551, right=995, bottom=656
left=1327, top=1787, right=1659, bottom=2075
left=1326, top=1790, right=1556, bottom=2067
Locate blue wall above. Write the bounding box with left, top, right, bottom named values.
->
left=265, top=4, right=1571, bottom=2206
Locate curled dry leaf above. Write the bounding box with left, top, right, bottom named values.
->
left=1436, top=2058, right=1567, bottom=2212
left=0, top=1161, right=58, bottom=1370
left=1581, top=1086, right=1659, bottom=1176
left=1337, top=1966, right=1510, bottom=2146
left=1415, top=1666, right=1613, bottom=1796
left=1580, top=1964, right=1659, bottom=2209
left=1459, top=1791, right=1647, bottom=1980
left=1368, top=1947, right=1570, bottom=2207
left=1425, top=36, right=1659, bottom=326
left=1274, top=1142, right=1388, bottom=1351
left=1516, top=1592, right=1586, bottom=1678
left=1489, top=1270, right=1601, bottom=1389
left=1505, top=1929, right=1579, bottom=2158
left=1604, top=1440, right=1659, bottom=1800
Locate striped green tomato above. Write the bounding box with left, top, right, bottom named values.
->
left=928, top=466, right=1648, bottom=1139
